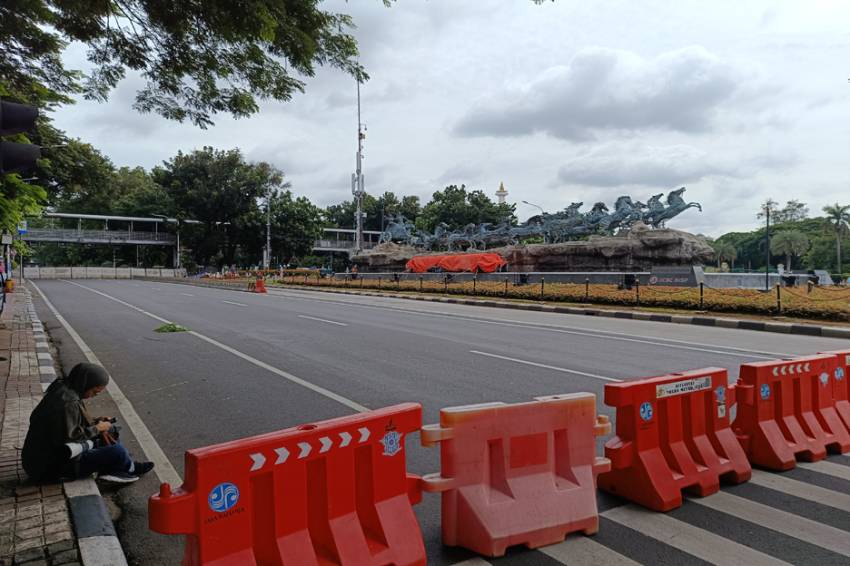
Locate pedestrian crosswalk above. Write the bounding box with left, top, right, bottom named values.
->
left=442, top=455, right=850, bottom=565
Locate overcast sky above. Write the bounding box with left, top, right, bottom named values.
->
left=52, top=0, right=850, bottom=237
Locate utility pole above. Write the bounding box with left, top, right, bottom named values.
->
left=351, top=79, right=365, bottom=254
left=263, top=192, right=272, bottom=269
left=764, top=204, right=771, bottom=291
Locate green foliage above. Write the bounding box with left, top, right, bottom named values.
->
left=4, top=0, right=367, bottom=128
left=769, top=230, right=809, bottom=270
left=154, top=322, right=188, bottom=333
left=324, top=191, right=420, bottom=232
left=417, top=184, right=516, bottom=232
left=710, top=240, right=738, bottom=268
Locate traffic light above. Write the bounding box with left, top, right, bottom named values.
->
left=0, top=100, right=41, bottom=174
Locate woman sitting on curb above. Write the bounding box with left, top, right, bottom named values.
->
left=22, top=362, right=154, bottom=484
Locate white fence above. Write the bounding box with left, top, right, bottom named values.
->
left=24, top=267, right=186, bottom=279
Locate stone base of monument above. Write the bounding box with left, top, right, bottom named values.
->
left=352, top=223, right=714, bottom=273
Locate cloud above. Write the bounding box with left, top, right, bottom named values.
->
left=556, top=143, right=794, bottom=188
left=454, top=46, right=752, bottom=141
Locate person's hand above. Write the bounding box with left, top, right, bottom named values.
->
left=95, top=421, right=112, bottom=433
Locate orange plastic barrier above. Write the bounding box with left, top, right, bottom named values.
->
left=598, top=368, right=750, bottom=512
left=419, top=393, right=610, bottom=557
left=405, top=253, right=506, bottom=273
left=733, top=354, right=850, bottom=471
left=149, top=403, right=425, bottom=566
left=254, top=277, right=267, bottom=293
left=822, top=350, right=850, bottom=432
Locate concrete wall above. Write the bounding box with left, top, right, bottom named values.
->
left=23, top=267, right=186, bottom=279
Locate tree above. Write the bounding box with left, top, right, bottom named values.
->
left=4, top=1, right=368, bottom=128
left=711, top=241, right=738, bottom=269
left=153, top=147, right=277, bottom=267
left=775, top=200, right=809, bottom=223
left=770, top=230, right=809, bottom=271
left=418, top=184, right=516, bottom=232
left=236, top=189, right=323, bottom=265
left=822, top=203, right=850, bottom=274
left=756, top=198, right=779, bottom=221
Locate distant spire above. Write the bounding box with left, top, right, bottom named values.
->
left=495, top=181, right=508, bottom=204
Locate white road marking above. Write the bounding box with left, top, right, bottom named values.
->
left=797, top=460, right=850, bottom=482
left=62, top=280, right=369, bottom=413
left=693, top=491, right=850, bottom=557
left=30, top=281, right=182, bottom=487
left=749, top=469, right=850, bottom=513
left=604, top=504, right=789, bottom=566
left=450, top=560, right=491, bottom=566
left=222, top=300, right=247, bottom=307
left=267, top=288, right=790, bottom=359
left=539, top=535, right=641, bottom=566
left=297, top=314, right=348, bottom=326
left=470, top=350, right=623, bottom=383
left=180, top=292, right=194, bottom=297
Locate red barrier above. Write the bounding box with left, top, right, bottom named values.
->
left=734, top=354, right=850, bottom=471
left=420, top=393, right=610, bottom=557
left=254, top=277, right=267, bottom=293
left=149, top=403, right=425, bottom=566
left=598, top=368, right=750, bottom=512
left=823, top=350, right=850, bottom=432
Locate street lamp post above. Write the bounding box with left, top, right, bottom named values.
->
left=263, top=192, right=272, bottom=269
left=521, top=200, right=545, bottom=216
left=764, top=204, right=771, bottom=291
left=351, top=78, right=366, bottom=254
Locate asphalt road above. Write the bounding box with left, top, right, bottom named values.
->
left=29, top=278, right=850, bottom=565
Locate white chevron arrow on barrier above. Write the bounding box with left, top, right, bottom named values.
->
left=319, top=436, right=333, bottom=453
left=339, top=431, right=352, bottom=448
left=298, top=442, right=312, bottom=459
left=358, top=427, right=371, bottom=443
left=250, top=452, right=266, bottom=471
left=773, top=367, right=779, bottom=376
left=274, top=447, right=289, bottom=465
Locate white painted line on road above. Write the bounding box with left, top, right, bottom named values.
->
left=797, top=460, right=850, bottom=482
left=31, top=281, right=182, bottom=488
left=749, top=469, right=850, bottom=513
left=539, top=535, right=640, bottom=566
left=180, top=292, right=194, bottom=297
left=470, top=350, right=623, bottom=383
left=222, top=300, right=247, bottom=307
left=692, top=491, right=850, bottom=557
left=62, top=280, right=370, bottom=414
left=450, top=559, right=491, bottom=566
left=297, top=314, right=348, bottom=327
left=270, top=288, right=789, bottom=359
left=604, top=504, right=790, bottom=566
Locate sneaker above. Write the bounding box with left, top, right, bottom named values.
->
left=133, top=461, right=155, bottom=476
left=99, top=471, right=139, bottom=484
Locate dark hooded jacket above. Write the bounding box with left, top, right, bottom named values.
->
left=22, top=363, right=110, bottom=482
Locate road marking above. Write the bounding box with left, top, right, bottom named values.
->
left=749, top=469, right=850, bottom=513
left=222, top=300, right=247, bottom=307
left=267, top=288, right=789, bottom=359
left=141, top=380, right=190, bottom=397
left=797, top=460, right=850, bottom=482
left=693, top=491, right=850, bottom=557
left=60, top=280, right=370, bottom=413
left=604, top=504, right=789, bottom=566
left=470, top=350, right=623, bottom=383
left=539, top=535, right=640, bottom=566
left=180, top=292, right=194, bottom=297
left=297, top=314, right=348, bottom=326
left=30, top=281, right=182, bottom=487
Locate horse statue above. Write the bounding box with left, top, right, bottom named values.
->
left=379, top=213, right=415, bottom=244
left=606, top=196, right=645, bottom=233
left=650, top=187, right=702, bottom=228
left=447, top=223, right=478, bottom=251
left=471, top=220, right=513, bottom=250
left=642, top=193, right=666, bottom=227
left=418, top=222, right=450, bottom=250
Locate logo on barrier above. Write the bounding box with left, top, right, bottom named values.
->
left=381, top=420, right=402, bottom=456
left=820, top=372, right=830, bottom=386
left=836, top=367, right=845, bottom=381
left=639, top=402, right=653, bottom=422
left=208, top=482, right=240, bottom=513
left=760, top=384, right=770, bottom=400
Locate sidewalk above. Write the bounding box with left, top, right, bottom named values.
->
left=0, top=288, right=124, bottom=566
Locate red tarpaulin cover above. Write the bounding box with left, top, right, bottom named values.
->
left=405, top=253, right=507, bottom=273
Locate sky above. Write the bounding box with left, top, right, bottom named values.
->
left=51, top=0, right=850, bottom=237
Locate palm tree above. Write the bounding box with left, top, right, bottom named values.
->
left=770, top=230, right=809, bottom=271
left=711, top=241, right=738, bottom=269
left=823, top=203, right=850, bottom=273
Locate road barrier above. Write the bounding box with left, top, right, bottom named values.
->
left=254, top=277, right=267, bottom=293
left=733, top=354, right=850, bottom=470
left=598, top=368, right=750, bottom=512
left=822, top=350, right=850, bottom=432
left=419, top=393, right=611, bottom=557
left=149, top=403, right=425, bottom=566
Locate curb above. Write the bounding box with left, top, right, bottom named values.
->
left=25, top=289, right=129, bottom=566
left=139, top=277, right=850, bottom=339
